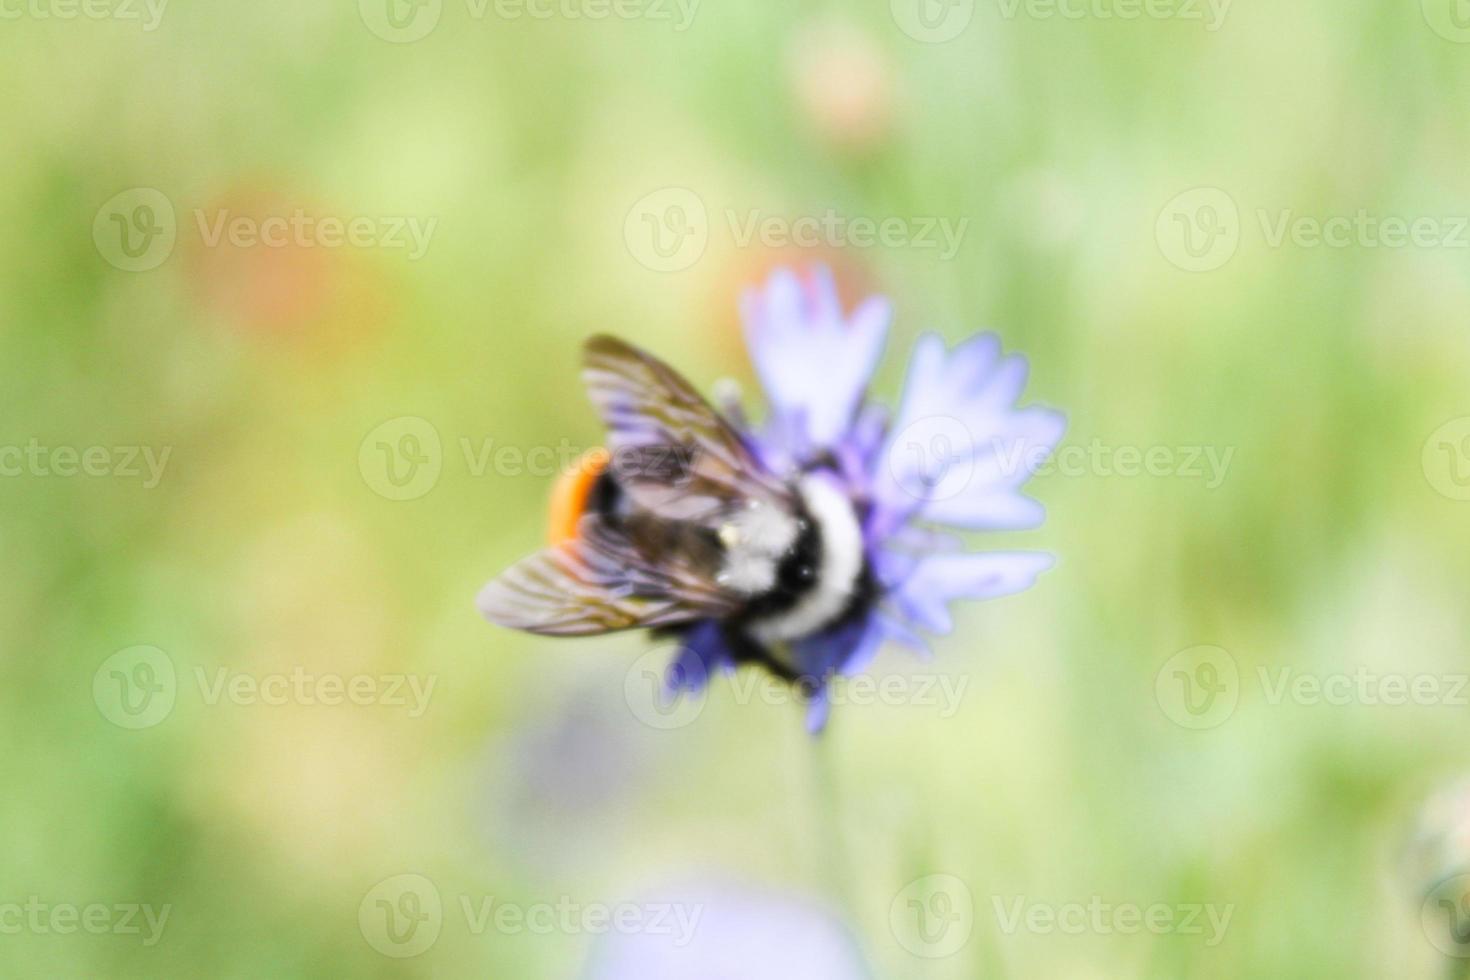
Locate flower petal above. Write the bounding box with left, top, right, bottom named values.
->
left=805, top=688, right=833, bottom=733
left=666, top=620, right=734, bottom=695
left=791, top=613, right=874, bottom=678
left=889, top=551, right=1056, bottom=634
left=742, top=267, right=890, bottom=451
left=586, top=882, right=870, bottom=979
left=871, top=332, right=1064, bottom=537
left=875, top=611, right=932, bottom=658
left=791, top=614, right=887, bottom=734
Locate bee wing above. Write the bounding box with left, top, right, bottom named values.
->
left=582, top=334, right=794, bottom=525
left=477, top=516, right=741, bottom=636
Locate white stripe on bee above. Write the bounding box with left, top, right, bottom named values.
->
left=715, top=500, right=799, bottom=595
left=749, top=474, right=865, bottom=645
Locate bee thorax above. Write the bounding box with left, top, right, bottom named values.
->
left=715, top=500, right=801, bottom=595
left=745, top=473, right=866, bottom=645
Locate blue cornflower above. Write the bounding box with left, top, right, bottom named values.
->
left=672, top=267, right=1064, bottom=731
left=479, top=266, right=1064, bottom=732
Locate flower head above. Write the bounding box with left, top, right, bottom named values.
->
left=671, top=266, right=1065, bottom=731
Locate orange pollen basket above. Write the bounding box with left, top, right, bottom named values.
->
left=546, top=447, right=612, bottom=546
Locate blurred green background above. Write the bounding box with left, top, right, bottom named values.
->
left=4, top=0, right=1470, bottom=976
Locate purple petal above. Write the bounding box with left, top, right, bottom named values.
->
left=920, top=491, right=1048, bottom=531
left=804, top=688, right=832, bottom=733
left=666, top=620, right=734, bottom=695
left=875, top=611, right=932, bottom=658
left=870, top=332, right=1065, bottom=538
left=789, top=614, right=887, bottom=734
left=838, top=618, right=888, bottom=676
left=889, top=551, right=1056, bottom=634
left=586, top=882, right=869, bottom=979
left=742, top=267, right=890, bottom=451
left=791, top=612, right=881, bottom=679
